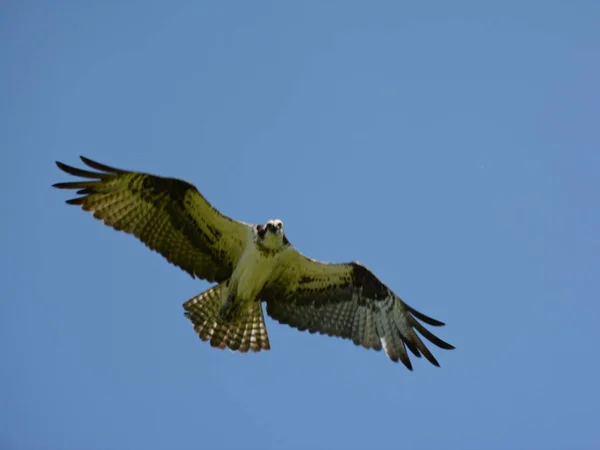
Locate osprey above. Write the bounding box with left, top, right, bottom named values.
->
left=54, top=157, right=454, bottom=370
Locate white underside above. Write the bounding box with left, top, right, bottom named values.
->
left=225, top=230, right=281, bottom=307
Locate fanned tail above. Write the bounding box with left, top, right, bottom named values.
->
left=183, top=284, right=270, bottom=353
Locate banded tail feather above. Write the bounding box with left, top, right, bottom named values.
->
left=183, top=284, right=270, bottom=353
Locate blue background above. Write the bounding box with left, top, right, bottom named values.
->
left=2, top=2, right=599, bottom=449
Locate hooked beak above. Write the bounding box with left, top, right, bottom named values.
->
left=268, top=223, right=283, bottom=234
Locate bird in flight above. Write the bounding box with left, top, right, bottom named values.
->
left=54, top=156, right=454, bottom=370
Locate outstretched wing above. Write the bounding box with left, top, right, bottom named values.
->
left=54, top=156, right=251, bottom=283
left=263, top=247, right=454, bottom=370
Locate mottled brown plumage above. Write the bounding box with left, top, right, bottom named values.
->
left=262, top=256, right=454, bottom=370
left=54, top=156, right=454, bottom=370
left=54, top=157, right=247, bottom=282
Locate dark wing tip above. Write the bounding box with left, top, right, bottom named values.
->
left=65, top=197, right=85, bottom=205
left=55, top=159, right=108, bottom=179
left=399, top=353, right=414, bottom=371
left=80, top=155, right=126, bottom=174
left=55, top=156, right=127, bottom=182
left=427, top=354, right=441, bottom=367
left=425, top=334, right=455, bottom=351
left=411, top=319, right=455, bottom=351
left=55, top=160, right=74, bottom=173
left=53, top=181, right=86, bottom=189
left=404, top=303, right=446, bottom=327
left=402, top=338, right=422, bottom=358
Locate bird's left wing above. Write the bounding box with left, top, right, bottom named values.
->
left=262, top=247, right=454, bottom=370
left=53, top=156, right=251, bottom=283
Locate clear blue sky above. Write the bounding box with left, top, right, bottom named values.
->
left=2, top=2, right=599, bottom=449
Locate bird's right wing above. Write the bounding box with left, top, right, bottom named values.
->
left=262, top=247, right=454, bottom=370
left=54, top=156, right=251, bottom=282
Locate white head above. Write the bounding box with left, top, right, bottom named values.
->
left=256, top=219, right=286, bottom=251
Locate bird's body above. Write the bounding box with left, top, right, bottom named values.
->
left=219, top=221, right=285, bottom=321
left=54, top=157, right=454, bottom=370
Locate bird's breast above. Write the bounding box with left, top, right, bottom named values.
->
left=231, top=242, right=278, bottom=304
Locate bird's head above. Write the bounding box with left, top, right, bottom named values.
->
left=256, top=219, right=285, bottom=251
